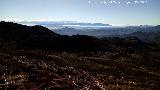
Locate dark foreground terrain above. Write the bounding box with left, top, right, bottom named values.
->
left=0, top=21, right=160, bottom=90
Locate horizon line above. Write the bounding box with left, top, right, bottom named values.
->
left=0, top=19, right=159, bottom=26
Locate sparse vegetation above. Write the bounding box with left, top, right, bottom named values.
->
left=0, top=22, right=160, bottom=89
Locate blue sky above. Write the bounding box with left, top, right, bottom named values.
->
left=0, top=0, right=160, bottom=25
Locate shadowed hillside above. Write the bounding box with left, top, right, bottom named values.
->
left=0, top=21, right=110, bottom=52
left=0, top=21, right=147, bottom=52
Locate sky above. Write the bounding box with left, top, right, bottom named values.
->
left=0, top=0, right=160, bottom=25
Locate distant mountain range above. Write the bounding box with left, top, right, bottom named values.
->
left=0, top=21, right=148, bottom=52
left=18, top=21, right=111, bottom=29
left=53, top=25, right=160, bottom=38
